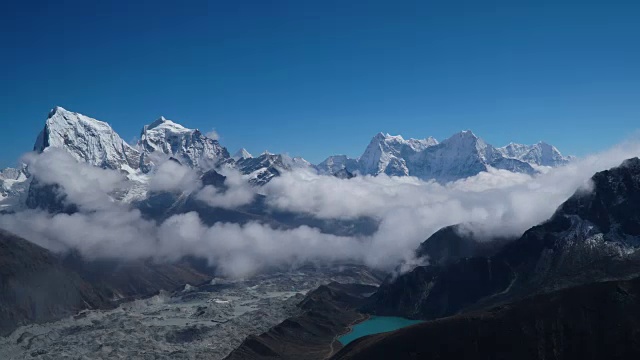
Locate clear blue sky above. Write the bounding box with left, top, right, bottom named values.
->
left=1, top=0, right=639, bottom=167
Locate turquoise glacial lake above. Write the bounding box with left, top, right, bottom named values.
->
left=338, top=316, right=424, bottom=345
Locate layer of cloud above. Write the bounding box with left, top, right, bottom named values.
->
left=1, top=140, right=639, bottom=277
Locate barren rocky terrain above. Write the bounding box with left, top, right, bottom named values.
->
left=0, top=265, right=381, bottom=360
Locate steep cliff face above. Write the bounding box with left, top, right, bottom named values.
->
left=358, top=132, right=438, bottom=176
left=34, top=107, right=140, bottom=171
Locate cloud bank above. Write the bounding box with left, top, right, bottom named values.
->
left=1, top=140, right=639, bottom=277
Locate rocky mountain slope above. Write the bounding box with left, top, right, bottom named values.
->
left=0, top=265, right=381, bottom=359
left=415, top=223, right=516, bottom=266
left=0, top=227, right=214, bottom=336
left=0, top=229, right=112, bottom=336
left=365, top=157, right=640, bottom=320
left=225, top=282, right=380, bottom=360
left=333, top=275, right=640, bottom=360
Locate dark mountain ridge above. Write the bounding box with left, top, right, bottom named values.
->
left=415, top=223, right=516, bottom=266
left=0, top=229, right=213, bottom=336
left=333, top=275, right=640, bottom=360
left=225, top=282, right=379, bottom=360
left=366, top=157, right=640, bottom=320
left=0, top=230, right=111, bottom=336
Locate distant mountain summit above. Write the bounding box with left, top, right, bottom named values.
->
left=33, top=107, right=232, bottom=175
left=498, top=141, right=572, bottom=167
left=319, top=130, right=571, bottom=182
left=138, top=116, right=230, bottom=171
left=232, top=148, right=253, bottom=161
left=34, top=106, right=141, bottom=172
left=358, top=132, right=439, bottom=176
left=317, top=155, right=359, bottom=176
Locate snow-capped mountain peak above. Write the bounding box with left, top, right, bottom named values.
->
left=316, top=155, right=360, bottom=175
left=6, top=107, right=579, bottom=213
left=497, top=140, right=571, bottom=167
left=442, top=130, right=481, bottom=144
left=358, top=132, right=440, bottom=176
left=138, top=116, right=230, bottom=170
left=317, top=129, right=567, bottom=182
left=232, top=148, right=253, bottom=161
left=405, top=136, right=439, bottom=152
left=281, top=154, right=312, bottom=169
left=440, top=130, right=491, bottom=160
left=144, top=116, right=191, bottom=135
left=0, top=167, right=29, bottom=210
left=34, top=106, right=140, bottom=171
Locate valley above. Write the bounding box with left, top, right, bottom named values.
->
left=0, top=265, right=381, bottom=359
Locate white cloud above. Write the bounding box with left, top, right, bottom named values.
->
left=2, top=140, right=640, bottom=278
left=205, top=129, right=220, bottom=141
left=0, top=208, right=159, bottom=259
left=155, top=213, right=365, bottom=277
left=195, top=169, right=256, bottom=209
left=23, top=149, right=126, bottom=211
left=148, top=160, right=201, bottom=193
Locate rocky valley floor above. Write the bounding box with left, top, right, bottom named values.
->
left=0, top=265, right=381, bottom=360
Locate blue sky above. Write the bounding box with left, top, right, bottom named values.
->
left=1, top=0, right=638, bottom=167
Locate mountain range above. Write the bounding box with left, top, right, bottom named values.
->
left=319, top=131, right=572, bottom=181
left=0, top=107, right=572, bottom=210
